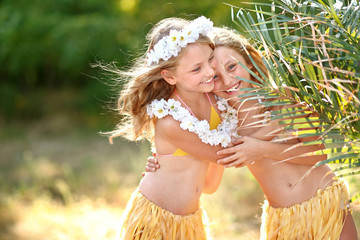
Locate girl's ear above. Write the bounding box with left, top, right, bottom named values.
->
left=161, top=69, right=176, bottom=85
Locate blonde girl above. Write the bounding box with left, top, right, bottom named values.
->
left=109, top=17, right=241, bottom=240
left=147, top=26, right=358, bottom=239
left=212, top=27, right=357, bottom=240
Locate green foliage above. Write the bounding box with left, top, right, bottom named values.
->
left=0, top=0, right=270, bottom=120
left=0, top=0, right=121, bottom=86
left=0, top=0, right=257, bottom=88
left=231, top=0, right=360, bottom=199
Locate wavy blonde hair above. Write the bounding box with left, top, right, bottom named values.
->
left=109, top=17, right=214, bottom=142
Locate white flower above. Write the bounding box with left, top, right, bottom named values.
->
left=217, top=104, right=226, bottom=111
left=221, top=135, right=232, bottom=148
left=334, top=0, right=343, bottom=10
left=185, top=27, right=200, bottom=43
left=169, top=30, right=181, bottom=44
left=146, top=16, right=213, bottom=66
left=146, top=96, right=238, bottom=148
left=178, top=32, right=187, bottom=47
left=152, top=99, right=168, bottom=118
left=197, top=119, right=210, bottom=132
left=216, top=97, right=227, bottom=111
left=174, top=107, right=189, bottom=121
left=180, top=116, right=196, bottom=132
left=167, top=98, right=181, bottom=113
left=168, top=99, right=186, bottom=121
left=147, top=50, right=158, bottom=66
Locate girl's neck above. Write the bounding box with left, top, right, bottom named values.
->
left=173, top=88, right=211, bottom=119
left=173, top=88, right=207, bottom=105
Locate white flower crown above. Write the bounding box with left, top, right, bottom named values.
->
left=146, top=16, right=214, bottom=66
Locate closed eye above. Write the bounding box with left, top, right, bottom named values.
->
left=209, top=55, right=214, bottom=62
left=192, top=66, right=201, bottom=72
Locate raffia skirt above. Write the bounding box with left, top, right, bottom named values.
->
left=260, top=180, right=350, bottom=240
left=115, top=188, right=211, bottom=240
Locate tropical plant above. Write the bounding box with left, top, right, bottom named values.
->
left=230, top=0, right=360, bottom=201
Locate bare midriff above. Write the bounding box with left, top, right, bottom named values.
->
left=139, top=155, right=209, bottom=215
left=248, top=158, right=335, bottom=208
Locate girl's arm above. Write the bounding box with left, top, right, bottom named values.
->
left=217, top=108, right=326, bottom=167
left=240, top=102, right=315, bottom=142
left=155, top=116, right=228, bottom=194
left=216, top=136, right=326, bottom=167
left=143, top=154, right=160, bottom=174
left=144, top=155, right=224, bottom=194
left=202, top=163, right=224, bottom=194
left=155, top=115, right=231, bottom=163
left=217, top=101, right=325, bottom=167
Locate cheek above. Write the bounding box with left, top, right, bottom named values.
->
left=237, top=68, right=251, bottom=79
left=213, top=80, right=221, bottom=92
left=212, top=81, right=226, bottom=97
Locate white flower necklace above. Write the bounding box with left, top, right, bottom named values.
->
left=146, top=93, right=239, bottom=147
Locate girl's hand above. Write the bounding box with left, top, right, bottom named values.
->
left=142, top=154, right=160, bottom=176
left=216, top=136, right=264, bottom=168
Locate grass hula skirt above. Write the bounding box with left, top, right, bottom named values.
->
left=115, top=188, right=211, bottom=240
left=260, top=179, right=350, bottom=240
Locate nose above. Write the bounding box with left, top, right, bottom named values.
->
left=217, top=65, right=233, bottom=86
left=222, top=72, right=233, bottom=86
left=206, top=62, right=215, bottom=77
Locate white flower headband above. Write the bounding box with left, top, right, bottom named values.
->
left=146, top=16, right=214, bottom=66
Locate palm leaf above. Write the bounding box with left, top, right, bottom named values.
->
left=231, top=0, right=360, bottom=199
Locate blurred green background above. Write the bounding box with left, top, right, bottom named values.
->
left=0, top=0, right=251, bottom=122
left=1, top=0, right=358, bottom=239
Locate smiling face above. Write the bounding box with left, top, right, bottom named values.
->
left=161, top=42, right=216, bottom=94
left=212, top=46, right=252, bottom=102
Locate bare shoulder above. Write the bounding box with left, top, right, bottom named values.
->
left=155, top=115, right=182, bottom=137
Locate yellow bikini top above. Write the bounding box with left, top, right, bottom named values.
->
left=157, top=92, right=221, bottom=157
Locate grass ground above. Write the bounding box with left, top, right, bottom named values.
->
left=1, top=89, right=360, bottom=239
left=0, top=118, right=262, bottom=240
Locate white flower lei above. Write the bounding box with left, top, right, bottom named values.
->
left=146, top=16, right=214, bottom=66
left=146, top=96, right=239, bottom=147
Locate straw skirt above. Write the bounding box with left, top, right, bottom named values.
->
left=260, top=180, right=350, bottom=240
left=115, top=188, right=211, bottom=240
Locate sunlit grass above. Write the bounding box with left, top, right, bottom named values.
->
left=1, top=172, right=261, bottom=240
left=6, top=196, right=120, bottom=240
left=0, top=117, right=263, bottom=240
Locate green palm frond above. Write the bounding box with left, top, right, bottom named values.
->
left=231, top=0, right=360, bottom=198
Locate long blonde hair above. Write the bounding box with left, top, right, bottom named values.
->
left=109, top=17, right=214, bottom=142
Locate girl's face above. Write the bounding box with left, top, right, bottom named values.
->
left=212, top=46, right=252, bottom=100
left=163, top=43, right=216, bottom=94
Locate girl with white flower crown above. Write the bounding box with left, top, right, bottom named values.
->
left=146, top=26, right=358, bottom=239
left=108, top=16, right=240, bottom=240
